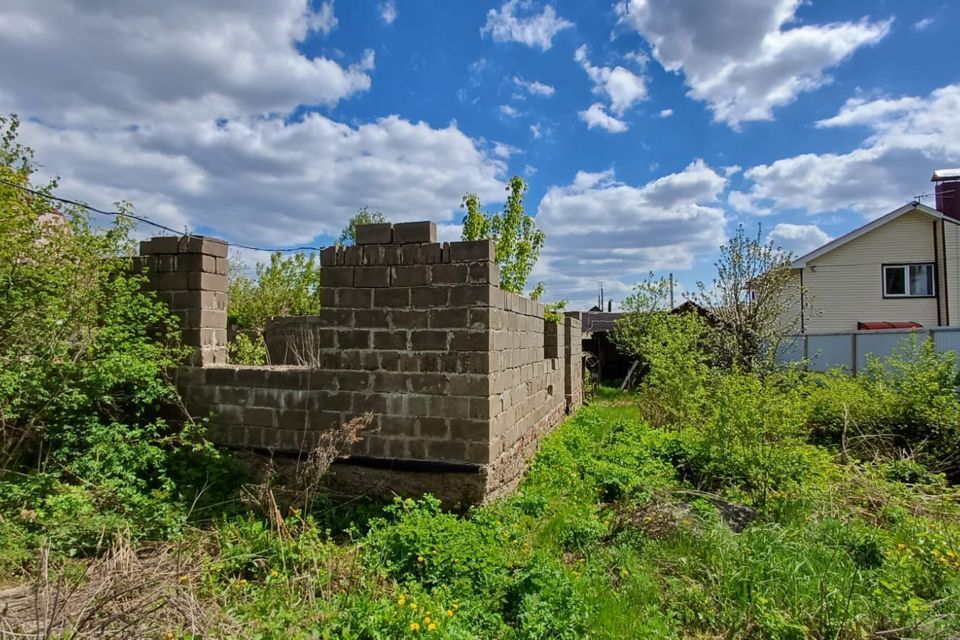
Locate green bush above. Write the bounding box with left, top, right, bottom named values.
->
left=806, top=338, right=960, bottom=476
left=0, top=114, right=222, bottom=556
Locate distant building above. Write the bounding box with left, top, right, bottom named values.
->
left=785, top=169, right=960, bottom=333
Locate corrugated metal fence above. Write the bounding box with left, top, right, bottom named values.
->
left=777, top=327, right=960, bottom=373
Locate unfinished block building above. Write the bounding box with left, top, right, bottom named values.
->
left=139, top=222, right=582, bottom=505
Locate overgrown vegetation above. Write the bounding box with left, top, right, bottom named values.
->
left=3, top=115, right=959, bottom=638
left=0, top=114, right=222, bottom=562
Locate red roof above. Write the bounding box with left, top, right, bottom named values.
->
left=857, top=321, right=923, bottom=330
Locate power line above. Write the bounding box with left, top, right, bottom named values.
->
left=0, top=177, right=325, bottom=253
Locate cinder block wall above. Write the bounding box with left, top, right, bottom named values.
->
left=143, top=222, right=583, bottom=505
left=136, top=236, right=229, bottom=365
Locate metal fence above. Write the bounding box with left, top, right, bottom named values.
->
left=776, top=327, right=960, bottom=374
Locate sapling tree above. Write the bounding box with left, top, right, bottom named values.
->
left=339, top=206, right=388, bottom=246
left=692, top=224, right=801, bottom=372
left=461, top=175, right=545, bottom=295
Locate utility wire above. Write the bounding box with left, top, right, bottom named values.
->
left=0, top=177, right=326, bottom=253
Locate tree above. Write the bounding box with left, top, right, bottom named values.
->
left=691, top=224, right=801, bottom=372
left=339, top=207, right=387, bottom=246
left=461, top=175, right=545, bottom=295
left=0, top=114, right=210, bottom=548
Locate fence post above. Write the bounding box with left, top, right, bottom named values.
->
left=850, top=333, right=858, bottom=376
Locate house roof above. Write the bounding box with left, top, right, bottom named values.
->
left=932, top=169, right=960, bottom=181
left=791, top=202, right=953, bottom=268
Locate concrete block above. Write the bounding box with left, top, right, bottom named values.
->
left=379, top=415, right=418, bottom=436
left=354, top=266, right=391, bottom=288
left=320, top=246, right=338, bottom=267
left=431, top=264, right=468, bottom=284
left=419, top=417, right=449, bottom=438
left=393, top=221, right=437, bottom=244
left=352, top=393, right=388, bottom=414
left=399, top=244, right=422, bottom=265
left=407, top=373, right=449, bottom=395
left=337, top=288, right=373, bottom=309
left=411, top=330, right=449, bottom=351
left=374, top=287, right=411, bottom=308
left=420, top=243, right=443, bottom=264
left=450, top=330, right=491, bottom=351
left=187, top=272, right=228, bottom=291
left=428, top=307, right=469, bottom=329
left=390, top=309, right=429, bottom=329
left=449, top=418, right=488, bottom=442
left=449, top=284, right=493, bottom=307
left=354, top=309, right=390, bottom=328
left=393, top=265, right=430, bottom=287
left=323, top=266, right=354, bottom=288
left=410, top=286, right=449, bottom=308
left=373, top=330, right=408, bottom=350
left=449, top=239, right=495, bottom=263
left=373, top=371, right=410, bottom=393
left=343, top=246, right=363, bottom=266
left=356, top=223, right=393, bottom=245
left=426, top=439, right=468, bottom=462
left=337, top=329, right=371, bottom=349
left=182, top=236, right=229, bottom=258
left=337, top=371, right=371, bottom=391
left=468, top=262, right=499, bottom=285
left=178, top=253, right=218, bottom=273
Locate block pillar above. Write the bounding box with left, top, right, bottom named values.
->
left=138, top=235, right=229, bottom=366
left=563, top=314, right=583, bottom=412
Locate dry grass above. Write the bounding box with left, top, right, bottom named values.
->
left=0, top=538, right=219, bottom=639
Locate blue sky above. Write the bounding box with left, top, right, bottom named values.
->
left=1, top=0, right=958, bottom=308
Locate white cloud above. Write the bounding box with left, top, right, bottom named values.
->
left=492, top=141, right=521, bottom=158
left=530, top=123, right=543, bottom=139
left=312, top=1, right=338, bottom=35
left=499, top=104, right=521, bottom=118
left=768, top=223, right=831, bottom=256
left=579, top=103, right=629, bottom=133
left=380, top=0, right=397, bottom=25
left=731, top=84, right=960, bottom=217
left=814, top=95, right=923, bottom=128
left=535, top=160, right=728, bottom=308
left=914, top=17, right=934, bottom=31
left=523, top=164, right=538, bottom=176
left=615, top=0, right=891, bottom=128
left=513, top=76, right=556, bottom=97
left=0, top=0, right=370, bottom=128
left=0, top=0, right=506, bottom=246
left=574, top=45, right=648, bottom=115
left=481, top=0, right=574, bottom=51
left=659, top=108, right=673, bottom=118
left=624, top=50, right=649, bottom=69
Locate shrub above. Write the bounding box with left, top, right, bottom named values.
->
left=0, top=114, right=220, bottom=555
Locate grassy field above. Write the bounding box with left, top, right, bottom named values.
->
left=6, top=387, right=958, bottom=639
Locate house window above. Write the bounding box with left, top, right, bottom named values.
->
left=883, top=263, right=935, bottom=297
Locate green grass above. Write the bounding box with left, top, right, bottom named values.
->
left=4, top=390, right=960, bottom=638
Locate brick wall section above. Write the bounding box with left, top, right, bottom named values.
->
left=563, top=314, right=583, bottom=412
left=147, top=221, right=584, bottom=505
left=136, top=235, right=229, bottom=365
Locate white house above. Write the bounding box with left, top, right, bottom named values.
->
left=789, top=170, right=960, bottom=334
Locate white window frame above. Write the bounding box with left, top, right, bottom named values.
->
left=882, top=263, right=935, bottom=298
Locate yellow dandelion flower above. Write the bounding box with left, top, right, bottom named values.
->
left=452, top=603, right=459, bottom=610
left=410, top=603, right=418, bottom=611
left=178, top=575, right=189, bottom=584
left=238, top=579, right=247, bottom=586
left=165, top=633, right=175, bottom=640
left=410, top=622, right=420, bottom=632
left=397, top=595, right=407, bottom=607
left=446, top=609, right=454, bottom=617
left=270, top=570, right=279, bottom=578
left=897, top=544, right=906, bottom=551
left=417, top=556, right=425, bottom=563
left=424, top=617, right=431, bottom=625
left=428, top=623, right=438, bottom=632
